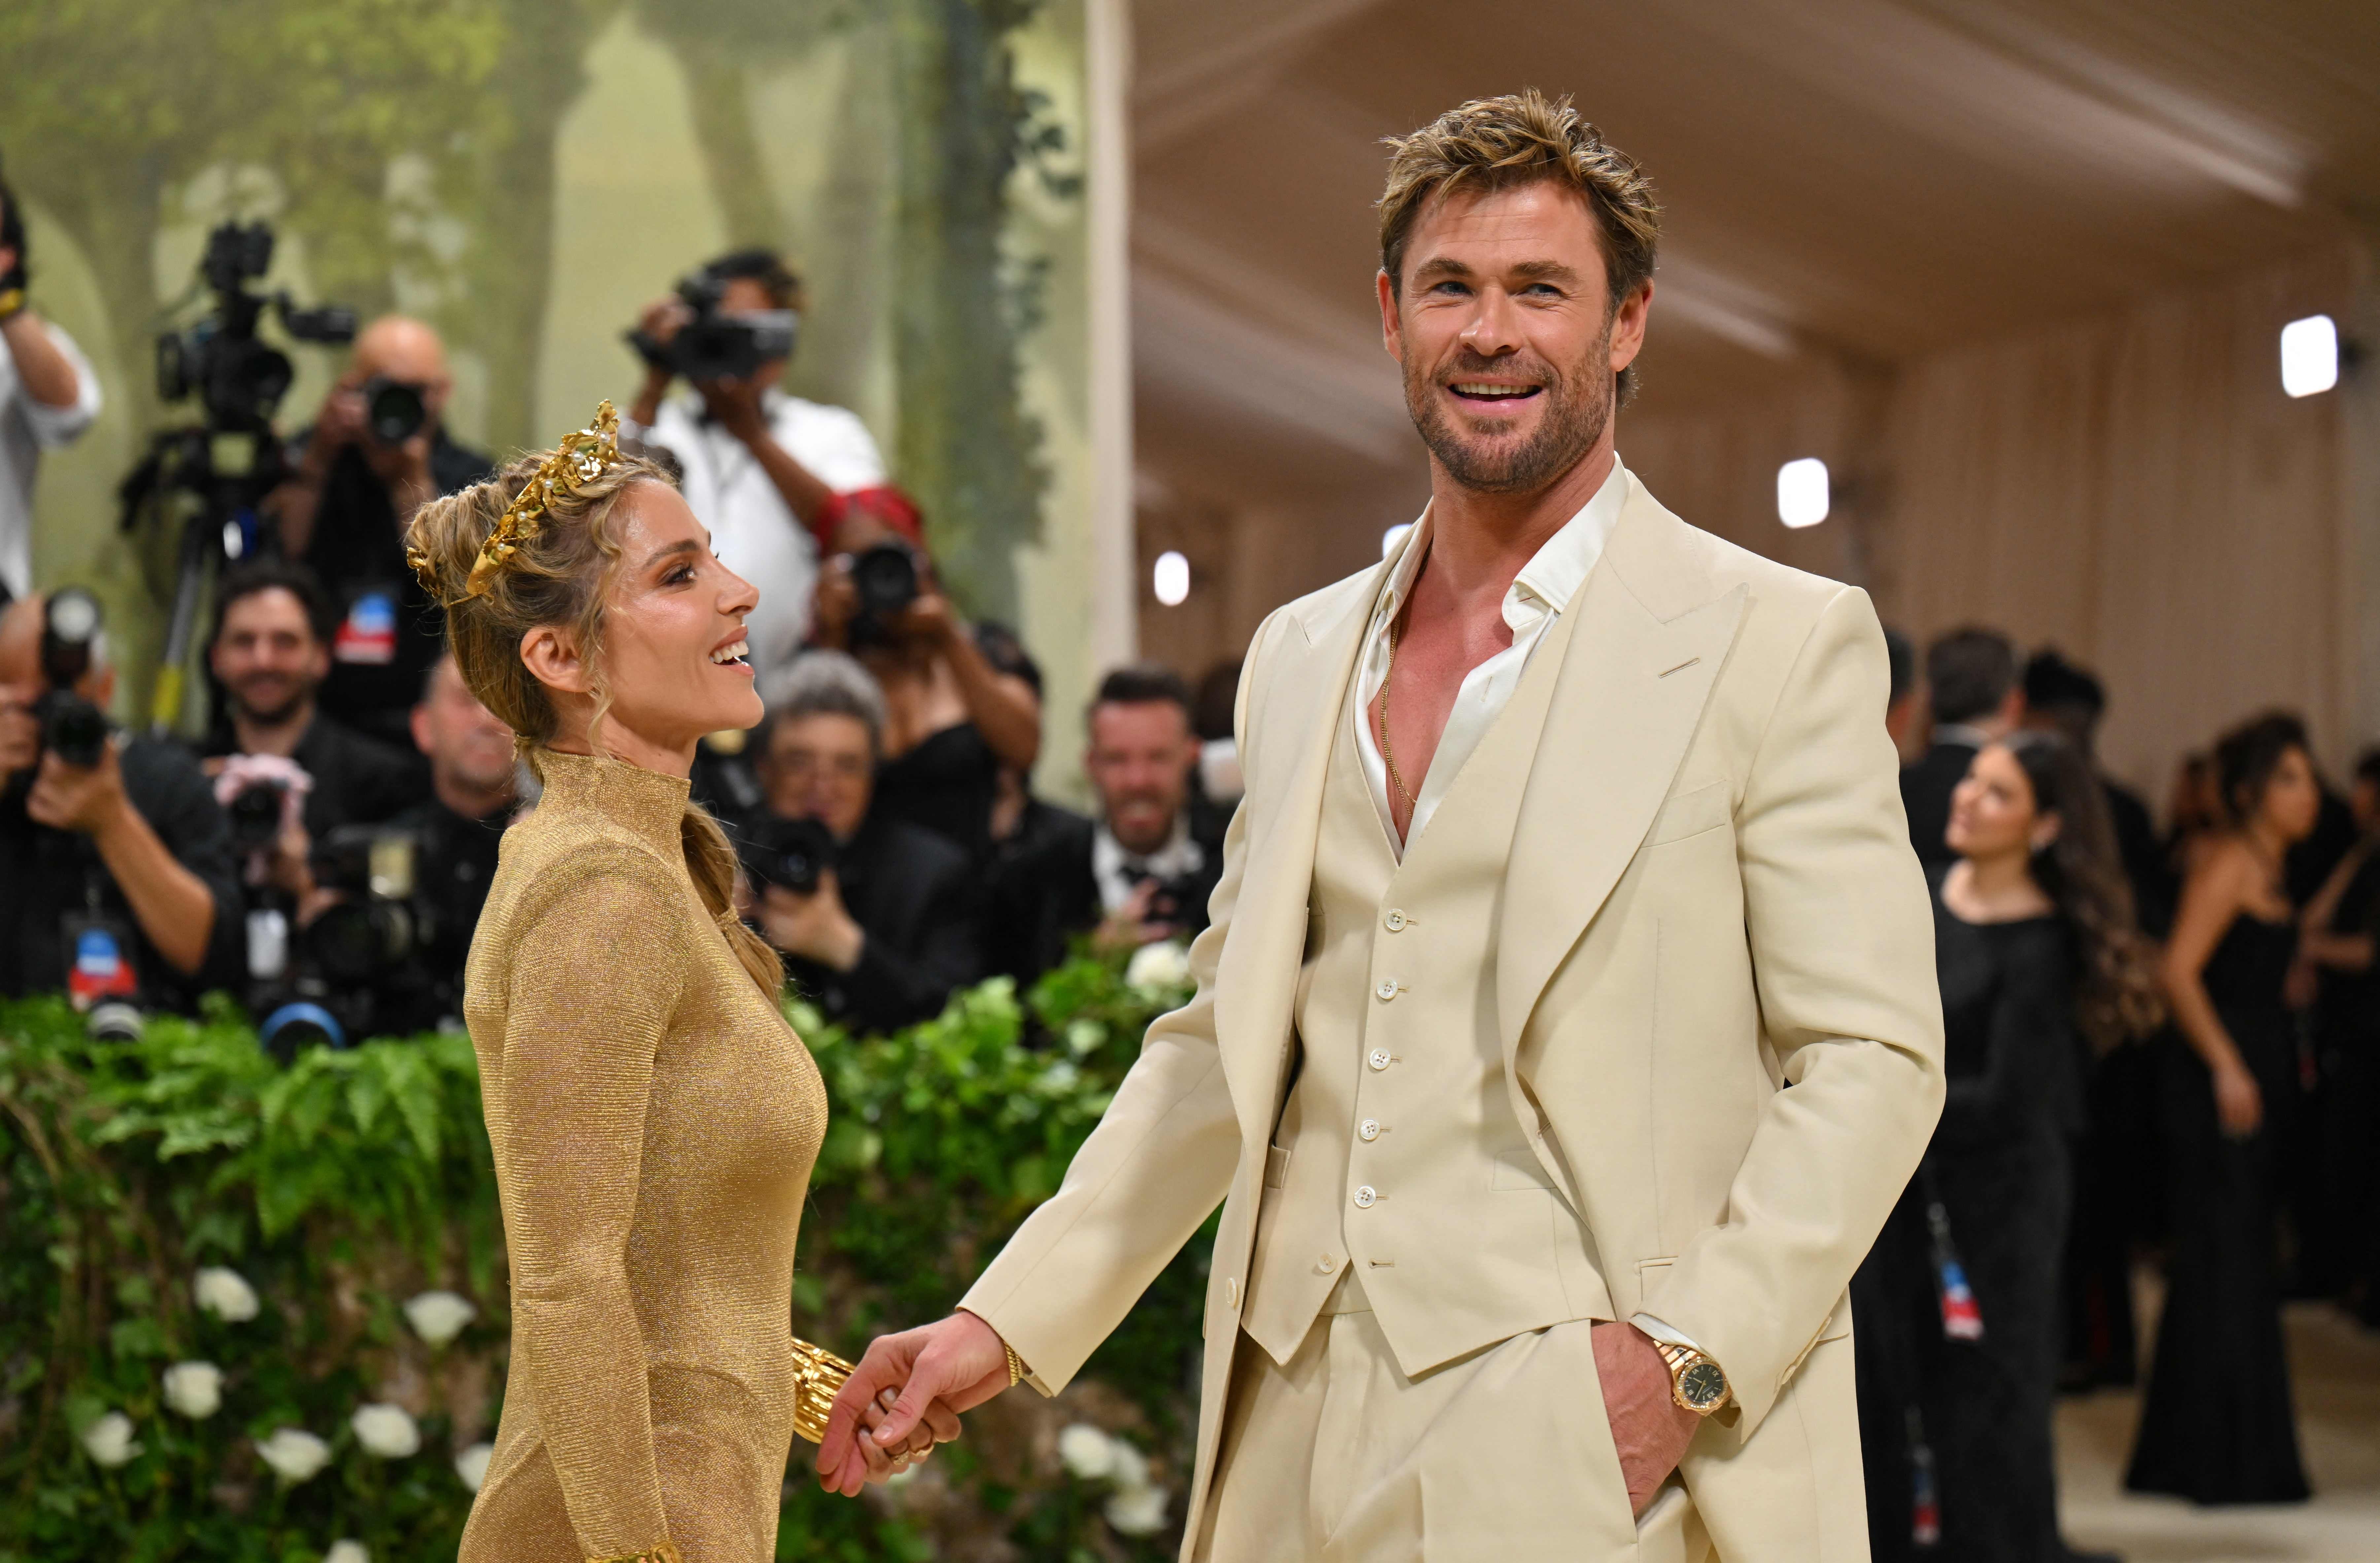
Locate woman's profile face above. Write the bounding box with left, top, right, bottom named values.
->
left=2255, top=744, right=2321, bottom=845
left=1947, top=743, right=2041, bottom=862
left=596, top=481, right=763, bottom=751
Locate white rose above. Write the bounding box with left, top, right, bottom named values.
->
left=194, top=1267, right=260, bottom=1322
left=161, top=1361, right=223, bottom=1420
left=324, top=1541, right=369, bottom=1563
left=1124, top=940, right=1191, bottom=996
left=401, top=1291, right=477, bottom=1348
left=1056, top=1422, right=1115, bottom=1480
left=255, top=1426, right=333, bottom=1484
left=453, top=1441, right=494, bottom=1493
left=80, top=1411, right=142, bottom=1468
left=351, top=1403, right=421, bottom=1459
left=1106, top=1437, right=1149, bottom=1492
left=1104, top=1482, right=1170, bottom=1536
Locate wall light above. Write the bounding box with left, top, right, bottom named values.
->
left=2281, top=314, right=2339, bottom=398
left=1381, top=522, right=1413, bottom=559
left=1152, top=549, right=1191, bottom=606
left=1777, top=457, right=1830, bottom=529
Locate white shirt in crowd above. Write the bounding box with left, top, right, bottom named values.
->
left=626, top=388, right=886, bottom=679
left=1091, top=816, right=1207, bottom=915
left=0, top=319, right=103, bottom=601
left=1353, top=453, right=1630, bottom=854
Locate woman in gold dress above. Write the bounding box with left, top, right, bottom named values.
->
left=405, top=405, right=951, bottom=1563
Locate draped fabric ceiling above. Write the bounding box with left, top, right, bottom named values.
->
left=1129, top=0, right=2380, bottom=797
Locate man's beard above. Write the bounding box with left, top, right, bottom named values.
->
left=233, top=683, right=309, bottom=728
left=1404, top=327, right=1613, bottom=496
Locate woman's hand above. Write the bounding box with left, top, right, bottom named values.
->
left=2213, top=1056, right=2263, bottom=1138
left=852, top=1386, right=957, bottom=1483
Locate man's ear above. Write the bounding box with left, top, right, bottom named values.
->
left=520, top=624, right=591, bottom=696
left=1377, top=269, right=1404, bottom=365
left=1609, top=281, right=1654, bottom=374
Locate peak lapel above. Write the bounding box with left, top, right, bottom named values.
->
left=1495, top=503, right=1748, bottom=1063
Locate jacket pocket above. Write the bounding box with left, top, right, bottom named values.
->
left=1645, top=781, right=1730, bottom=846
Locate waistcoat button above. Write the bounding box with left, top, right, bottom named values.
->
left=1375, top=979, right=1399, bottom=1001
left=1318, top=1254, right=1337, bottom=1274
left=1384, top=908, right=1407, bottom=931
left=1359, top=1118, right=1381, bottom=1141
left=1368, top=1048, right=1392, bottom=1071
left=1353, top=1185, right=1377, bottom=1208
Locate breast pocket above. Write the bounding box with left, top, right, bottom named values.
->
left=1645, top=780, right=1730, bottom=847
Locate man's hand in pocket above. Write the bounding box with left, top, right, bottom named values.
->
left=1590, top=1321, right=1702, bottom=1515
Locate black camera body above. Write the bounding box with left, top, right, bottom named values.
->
left=738, top=814, right=838, bottom=897
left=627, top=266, right=798, bottom=383
left=848, top=541, right=921, bottom=647
left=361, top=375, right=429, bottom=446
left=224, top=776, right=288, bottom=857
left=152, top=223, right=357, bottom=436
left=33, top=588, right=108, bottom=769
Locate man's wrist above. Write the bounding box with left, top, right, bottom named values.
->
left=0, top=289, right=27, bottom=324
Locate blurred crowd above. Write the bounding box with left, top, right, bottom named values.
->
left=1859, top=623, right=2376, bottom=1560
left=1, top=238, right=1243, bottom=1054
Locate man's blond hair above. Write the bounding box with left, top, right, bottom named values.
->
left=1378, top=90, right=1660, bottom=399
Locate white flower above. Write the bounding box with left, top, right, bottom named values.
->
left=255, top=1426, right=332, bottom=1484
left=1106, top=1437, right=1150, bottom=1492
left=1104, top=1482, right=1170, bottom=1535
left=80, top=1411, right=142, bottom=1468
left=351, top=1403, right=421, bottom=1459
left=453, top=1441, right=493, bottom=1493
left=1064, top=1019, right=1105, bottom=1057
left=1125, top=940, right=1191, bottom=996
left=194, top=1267, right=260, bottom=1322
left=401, top=1291, right=477, bottom=1347
left=1056, top=1422, right=1116, bottom=1480
left=324, top=1541, right=369, bottom=1563
left=161, top=1361, right=223, bottom=1420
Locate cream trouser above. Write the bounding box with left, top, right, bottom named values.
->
left=1195, top=1269, right=1713, bottom=1562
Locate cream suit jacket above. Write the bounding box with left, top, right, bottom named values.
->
left=961, top=474, right=1946, bottom=1560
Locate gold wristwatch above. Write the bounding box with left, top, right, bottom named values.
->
left=1653, top=1340, right=1731, bottom=1414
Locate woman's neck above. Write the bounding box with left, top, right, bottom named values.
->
left=546, top=713, right=696, bottom=779
left=1945, top=851, right=2054, bottom=923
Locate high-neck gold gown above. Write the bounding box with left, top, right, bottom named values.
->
left=458, top=751, right=827, bottom=1563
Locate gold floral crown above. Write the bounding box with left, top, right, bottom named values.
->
left=407, top=399, right=623, bottom=606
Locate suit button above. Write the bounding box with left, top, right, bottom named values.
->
left=1353, top=1186, right=1377, bottom=1209
left=1359, top=1118, right=1381, bottom=1141
left=1368, top=1049, right=1392, bottom=1071
left=1375, top=979, right=1399, bottom=1001
left=1224, top=1277, right=1239, bottom=1308
left=1318, top=1254, right=1337, bottom=1274
left=1383, top=908, right=1407, bottom=931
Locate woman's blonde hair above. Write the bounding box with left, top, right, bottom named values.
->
left=406, top=449, right=783, bottom=1000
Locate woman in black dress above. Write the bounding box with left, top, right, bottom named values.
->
left=2126, top=712, right=2321, bottom=1504
left=1908, top=731, right=2159, bottom=1561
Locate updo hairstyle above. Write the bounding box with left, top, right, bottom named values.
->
left=406, top=452, right=782, bottom=1000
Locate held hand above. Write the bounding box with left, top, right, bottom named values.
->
left=816, top=1312, right=1013, bottom=1497
left=759, top=874, right=865, bottom=971
left=892, top=587, right=960, bottom=651
left=1589, top=1322, right=1702, bottom=1517
left=1092, top=881, right=1176, bottom=954
left=314, top=382, right=367, bottom=457
left=698, top=373, right=771, bottom=444
left=811, top=555, right=858, bottom=648
left=0, top=681, right=38, bottom=778
left=26, top=743, right=130, bottom=838
left=2213, top=1058, right=2264, bottom=1138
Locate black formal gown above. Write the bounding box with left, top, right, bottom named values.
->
left=2125, top=911, right=2311, bottom=1504
left=1922, top=895, right=2088, bottom=1562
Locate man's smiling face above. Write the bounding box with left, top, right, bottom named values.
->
left=1380, top=180, right=1648, bottom=495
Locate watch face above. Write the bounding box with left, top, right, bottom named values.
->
left=1680, top=1360, right=1728, bottom=1410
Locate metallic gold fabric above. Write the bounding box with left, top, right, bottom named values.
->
left=457, top=751, right=826, bottom=1563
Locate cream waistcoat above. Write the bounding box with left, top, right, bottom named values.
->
left=1241, top=597, right=1610, bottom=1369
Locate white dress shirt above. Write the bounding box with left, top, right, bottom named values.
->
left=1350, top=453, right=1719, bottom=1378
left=627, top=389, right=886, bottom=680
left=1354, top=455, right=1629, bottom=855
left=1091, top=817, right=1206, bottom=914
left=0, top=319, right=103, bottom=600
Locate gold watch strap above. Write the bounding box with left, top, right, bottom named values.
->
left=1654, top=1339, right=1729, bottom=1411
left=1003, top=1339, right=1026, bottom=1388
left=789, top=1337, right=857, bottom=1444
left=588, top=1545, right=683, bottom=1563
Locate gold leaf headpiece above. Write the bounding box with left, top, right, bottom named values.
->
left=407, top=399, right=623, bottom=606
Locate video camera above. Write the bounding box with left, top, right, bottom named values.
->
left=738, top=814, right=838, bottom=897
left=123, top=220, right=359, bottom=737
left=627, top=262, right=798, bottom=383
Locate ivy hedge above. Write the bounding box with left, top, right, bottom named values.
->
left=0, top=954, right=1212, bottom=1563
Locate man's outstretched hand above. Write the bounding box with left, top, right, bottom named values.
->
left=815, top=1310, right=1015, bottom=1496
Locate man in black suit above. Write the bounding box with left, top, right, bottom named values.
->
left=1902, top=627, right=2023, bottom=869
left=742, top=651, right=981, bottom=1033
left=982, top=664, right=1226, bottom=986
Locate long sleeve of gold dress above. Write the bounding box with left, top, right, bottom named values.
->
left=457, top=751, right=827, bottom=1563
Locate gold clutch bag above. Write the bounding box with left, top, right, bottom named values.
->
left=791, top=1337, right=857, bottom=1444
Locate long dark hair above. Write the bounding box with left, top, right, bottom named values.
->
left=2000, top=729, right=2164, bottom=1051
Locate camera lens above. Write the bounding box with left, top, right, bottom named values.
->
left=364, top=378, right=427, bottom=445
left=851, top=543, right=921, bottom=620
left=38, top=694, right=110, bottom=770
left=741, top=816, right=836, bottom=896
left=226, top=779, right=286, bottom=855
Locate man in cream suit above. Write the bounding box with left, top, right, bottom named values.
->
left=822, top=89, right=1944, bottom=1562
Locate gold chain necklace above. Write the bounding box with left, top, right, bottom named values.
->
left=1377, top=618, right=1419, bottom=813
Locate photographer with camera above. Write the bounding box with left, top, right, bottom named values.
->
left=262, top=316, right=493, bottom=747
left=623, top=249, right=886, bottom=680
left=809, top=497, right=1042, bottom=864
left=0, top=593, right=241, bottom=1006
left=740, top=651, right=980, bottom=1033
left=381, top=650, right=519, bottom=1025
left=982, top=664, right=1222, bottom=980
left=0, top=161, right=104, bottom=608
